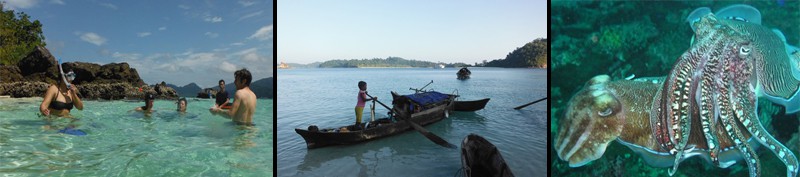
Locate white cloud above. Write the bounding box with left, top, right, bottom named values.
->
left=238, top=0, right=256, bottom=7
left=3, top=0, right=38, bottom=9
left=80, top=32, right=107, bottom=46
left=158, top=26, right=167, bottom=31
left=100, top=3, right=117, bottom=10
left=204, top=32, right=219, bottom=38
left=230, top=42, right=245, bottom=46
left=112, top=52, right=141, bottom=61
left=137, top=32, right=151, bottom=37
left=177, top=4, right=190, bottom=10
left=204, top=16, right=223, bottom=23
left=239, top=10, right=263, bottom=21
left=248, top=24, right=273, bottom=41
left=50, top=0, right=64, bottom=5
left=219, top=61, right=238, bottom=73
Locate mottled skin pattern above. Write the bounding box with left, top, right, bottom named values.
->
left=658, top=13, right=798, bottom=177
left=555, top=75, right=754, bottom=168
left=556, top=13, right=799, bottom=177
left=555, top=75, right=661, bottom=167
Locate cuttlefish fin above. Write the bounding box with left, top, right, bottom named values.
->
left=687, top=7, right=711, bottom=32
left=715, top=4, right=762, bottom=25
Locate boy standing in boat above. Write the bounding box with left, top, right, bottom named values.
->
left=210, top=68, right=257, bottom=126
left=355, top=81, right=376, bottom=129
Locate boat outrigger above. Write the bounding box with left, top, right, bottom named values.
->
left=295, top=81, right=490, bottom=149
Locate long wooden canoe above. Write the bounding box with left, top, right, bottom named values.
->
left=295, top=93, right=456, bottom=149
left=454, top=98, right=489, bottom=112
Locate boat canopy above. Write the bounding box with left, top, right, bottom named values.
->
left=403, top=91, right=450, bottom=106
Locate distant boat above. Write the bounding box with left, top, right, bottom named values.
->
left=436, top=64, right=445, bottom=69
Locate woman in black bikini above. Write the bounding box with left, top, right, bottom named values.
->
left=39, top=69, right=83, bottom=117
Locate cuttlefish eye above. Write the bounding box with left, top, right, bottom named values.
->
left=592, top=93, right=620, bottom=117
left=740, top=46, right=751, bottom=55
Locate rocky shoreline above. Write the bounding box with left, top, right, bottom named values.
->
left=0, top=46, right=178, bottom=100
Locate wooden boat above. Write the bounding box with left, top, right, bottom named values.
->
left=454, top=98, right=489, bottom=111
left=461, top=134, right=514, bottom=177
left=457, top=67, right=471, bottom=80
left=295, top=91, right=456, bottom=149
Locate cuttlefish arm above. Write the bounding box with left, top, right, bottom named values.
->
left=555, top=75, right=665, bottom=167
left=555, top=75, right=759, bottom=169
left=687, top=4, right=800, bottom=113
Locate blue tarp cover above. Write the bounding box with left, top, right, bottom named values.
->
left=404, top=91, right=449, bottom=105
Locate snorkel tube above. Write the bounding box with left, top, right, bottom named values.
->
left=57, top=58, right=71, bottom=89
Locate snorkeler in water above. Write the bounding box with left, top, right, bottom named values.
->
left=39, top=62, right=83, bottom=117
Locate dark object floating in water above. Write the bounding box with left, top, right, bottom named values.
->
left=295, top=91, right=457, bottom=149
left=58, top=127, right=86, bottom=136
left=454, top=98, right=490, bottom=112
left=457, top=67, right=472, bottom=80
left=461, top=134, right=514, bottom=177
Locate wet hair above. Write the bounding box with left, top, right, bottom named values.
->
left=234, top=68, right=252, bottom=86
left=145, top=93, right=155, bottom=101
left=219, top=79, right=225, bottom=85
left=178, top=97, right=187, bottom=104
left=358, top=81, right=366, bottom=90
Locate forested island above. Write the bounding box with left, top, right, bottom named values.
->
left=311, top=38, right=547, bottom=68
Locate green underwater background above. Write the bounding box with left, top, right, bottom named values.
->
left=550, top=1, right=800, bottom=177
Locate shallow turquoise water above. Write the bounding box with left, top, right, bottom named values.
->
left=0, top=98, right=273, bottom=176
left=277, top=67, right=546, bottom=176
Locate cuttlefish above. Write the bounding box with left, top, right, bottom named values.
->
left=687, top=4, right=800, bottom=113
left=555, top=75, right=760, bottom=169
left=556, top=4, right=800, bottom=177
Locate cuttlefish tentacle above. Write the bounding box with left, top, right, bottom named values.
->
left=688, top=4, right=800, bottom=113
left=736, top=71, right=800, bottom=177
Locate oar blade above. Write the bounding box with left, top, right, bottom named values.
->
left=406, top=119, right=456, bottom=149
left=514, top=97, right=547, bottom=110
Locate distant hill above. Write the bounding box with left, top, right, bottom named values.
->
left=483, top=38, right=547, bottom=68
left=210, top=77, right=273, bottom=99
left=167, top=83, right=202, bottom=97
left=285, top=62, right=321, bottom=68
left=318, top=57, right=441, bottom=68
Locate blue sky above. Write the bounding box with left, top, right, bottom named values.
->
left=2, top=0, right=273, bottom=88
left=278, top=0, right=546, bottom=64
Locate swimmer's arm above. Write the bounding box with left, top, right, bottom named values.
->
left=226, top=92, right=243, bottom=118
left=70, top=86, right=83, bottom=110
left=39, top=85, right=57, bottom=115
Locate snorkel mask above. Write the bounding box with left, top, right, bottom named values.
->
left=57, top=58, right=72, bottom=89
left=65, top=71, right=76, bottom=81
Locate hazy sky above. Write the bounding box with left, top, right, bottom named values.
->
left=3, top=0, right=273, bottom=88
left=278, top=0, right=546, bottom=64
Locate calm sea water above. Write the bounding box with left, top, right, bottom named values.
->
left=0, top=98, right=273, bottom=176
left=277, top=67, right=546, bottom=177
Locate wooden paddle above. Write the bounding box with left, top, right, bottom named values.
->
left=366, top=92, right=456, bottom=149
left=513, top=97, right=547, bottom=110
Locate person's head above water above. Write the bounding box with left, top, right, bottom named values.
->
left=234, top=68, right=251, bottom=89
left=358, top=81, right=367, bottom=91
left=219, top=79, right=225, bottom=91
left=144, top=93, right=155, bottom=108
left=177, top=97, right=187, bottom=112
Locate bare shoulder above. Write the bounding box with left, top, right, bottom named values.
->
left=235, top=88, right=257, bottom=99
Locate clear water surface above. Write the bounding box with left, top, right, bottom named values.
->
left=277, top=67, right=546, bottom=177
left=0, top=98, right=273, bottom=176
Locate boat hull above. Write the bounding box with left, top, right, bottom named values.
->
left=454, top=98, right=489, bottom=111
left=295, top=102, right=453, bottom=149
left=461, top=134, right=514, bottom=177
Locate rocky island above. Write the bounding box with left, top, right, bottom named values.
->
left=0, top=46, right=177, bottom=100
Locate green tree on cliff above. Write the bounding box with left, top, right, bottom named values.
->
left=0, top=3, right=46, bottom=65
left=485, top=38, right=547, bottom=68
